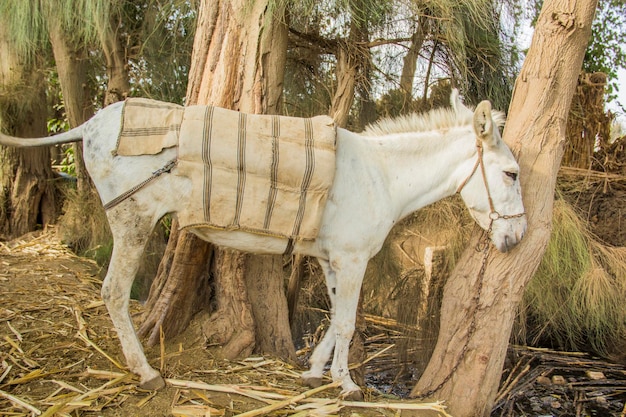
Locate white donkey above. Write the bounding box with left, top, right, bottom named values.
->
left=0, top=91, right=526, bottom=400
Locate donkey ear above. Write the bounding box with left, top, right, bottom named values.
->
left=473, top=100, right=496, bottom=146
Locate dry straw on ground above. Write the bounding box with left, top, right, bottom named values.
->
left=0, top=229, right=451, bottom=416
left=3, top=228, right=625, bottom=416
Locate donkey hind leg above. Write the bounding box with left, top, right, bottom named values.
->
left=301, top=259, right=337, bottom=387
left=100, top=205, right=163, bottom=390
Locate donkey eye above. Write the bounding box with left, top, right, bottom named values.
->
left=504, top=171, right=518, bottom=181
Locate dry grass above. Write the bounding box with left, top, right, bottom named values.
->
left=362, top=197, right=473, bottom=317
left=2, top=216, right=625, bottom=416
left=516, top=198, right=626, bottom=356
left=58, top=187, right=112, bottom=266
left=360, top=189, right=626, bottom=361
left=57, top=186, right=167, bottom=301
left=0, top=230, right=452, bottom=416
left=361, top=197, right=475, bottom=372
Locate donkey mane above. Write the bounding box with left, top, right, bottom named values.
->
left=363, top=106, right=506, bottom=137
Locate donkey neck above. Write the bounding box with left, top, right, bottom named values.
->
left=354, top=127, right=477, bottom=221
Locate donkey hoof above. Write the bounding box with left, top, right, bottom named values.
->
left=341, top=389, right=364, bottom=401
left=301, top=375, right=323, bottom=388
left=140, top=375, right=165, bottom=390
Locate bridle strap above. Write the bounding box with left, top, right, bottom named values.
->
left=456, top=143, right=525, bottom=221
left=476, top=145, right=497, bottom=215
left=412, top=139, right=528, bottom=400
left=456, top=148, right=481, bottom=195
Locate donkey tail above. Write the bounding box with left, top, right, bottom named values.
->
left=0, top=124, right=84, bottom=148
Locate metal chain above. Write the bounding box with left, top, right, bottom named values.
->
left=413, top=139, right=526, bottom=399
left=413, top=219, right=494, bottom=400
left=413, top=211, right=524, bottom=398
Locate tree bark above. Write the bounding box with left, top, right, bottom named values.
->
left=48, top=22, right=94, bottom=127
left=98, top=13, right=131, bottom=106
left=0, top=135, right=57, bottom=239
left=330, top=45, right=358, bottom=128
left=201, top=249, right=257, bottom=359
left=399, top=18, right=428, bottom=112
left=141, top=0, right=295, bottom=362
left=139, top=223, right=214, bottom=345
left=48, top=18, right=95, bottom=194
left=409, top=1, right=598, bottom=416
left=0, top=25, right=57, bottom=239
left=244, top=255, right=295, bottom=359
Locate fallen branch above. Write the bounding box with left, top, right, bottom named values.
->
left=233, top=381, right=342, bottom=417
left=340, top=399, right=452, bottom=416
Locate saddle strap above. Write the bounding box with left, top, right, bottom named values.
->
left=103, top=159, right=177, bottom=211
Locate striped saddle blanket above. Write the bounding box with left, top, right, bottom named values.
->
left=116, top=98, right=337, bottom=240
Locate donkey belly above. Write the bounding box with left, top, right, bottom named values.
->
left=182, top=225, right=323, bottom=258
left=187, top=227, right=290, bottom=255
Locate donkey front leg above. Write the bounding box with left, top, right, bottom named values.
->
left=330, top=257, right=367, bottom=400
left=311, top=256, right=368, bottom=400
left=302, top=259, right=337, bottom=387
left=100, top=205, right=163, bottom=390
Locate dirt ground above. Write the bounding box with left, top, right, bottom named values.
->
left=560, top=175, right=626, bottom=248
left=0, top=231, right=449, bottom=416
left=1, top=230, right=625, bottom=416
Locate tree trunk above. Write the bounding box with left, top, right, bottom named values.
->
left=330, top=46, right=358, bottom=128
left=409, top=1, right=598, bottom=416
left=98, top=13, right=131, bottom=106
left=139, top=222, right=214, bottom=345
left=399, top=18, right=428, bottom=112
left=0, top=25, right=57, bottom=239
left=48, top=19, right=95, bottom=194
left=48, top=22, right=94, bottom=127
left=141, top=0, right=295, bottom=362
left=420, top=40, right=438, bottom=108
left=244, top=255, right=294, bottom=356
left=0, top=137, right=57, bottom=239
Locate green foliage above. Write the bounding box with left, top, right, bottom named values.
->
left=461, top=4, right=520, bottom=110
left=0, top=0, right=118, bottom=59
left=285, top=0, right=521, bottom=122
left=47, top=102, right=70, bottom=134
left=288, top=0, right=393, bottom=35
left=124, top=0, right=197, bottom=103
left=583, top=0, right=626, bottom=100
left=58, top=147, right=76, bottom=177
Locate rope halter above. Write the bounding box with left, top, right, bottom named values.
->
left=456, top=143, right=526, bottom=227
left=414, top=142, right=527, bottom=400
